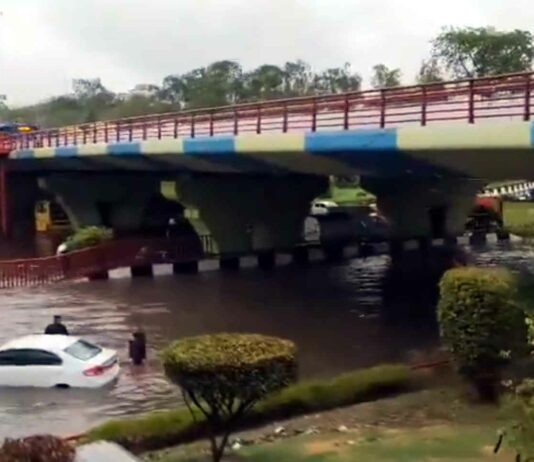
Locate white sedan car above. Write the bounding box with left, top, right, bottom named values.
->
left=0, top=335, right=119, bottom=388
left=310, top=200, right=338, bottom=216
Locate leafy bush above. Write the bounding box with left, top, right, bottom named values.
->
left=258, top=364, right=411, bottom=416
left=161, top=333, right=297, bottom=462
left=87, top=363, right=415, bottom=453
left=0, top=435, right=75, bottom=462
left=438, top=267, right=528, bottom=400
left=64, top=226, right=113, bottom=252
left=498, top=379, right=534, bottom=461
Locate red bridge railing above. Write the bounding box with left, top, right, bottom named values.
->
left=10, top=72, right=534, bottom=152
left=0, top=235, right=210, bottom=288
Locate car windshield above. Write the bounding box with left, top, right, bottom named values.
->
left=64, top=340, right=102, bottom=361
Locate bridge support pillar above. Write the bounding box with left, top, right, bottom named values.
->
left=497, top=229, right=510, bottom=241
left=445, top=236, right=458, bottom=246
left=324, top=244, right=344, bottom=262
left=131, top=265, right=154, bottom=278
left=171, top=175, right=328, bottom=255
left=87, top=271, right=109, bottom=281
left=363, top=177, right=484, bottom=242
left=39, top=175, right=159, bottom=232
left=389, top=239, right=404, bottom=261
left=220, top=256, right=240, bottom=271
left=469, top=231, right=487, bottom=246
left=292, top=246, right=309, bottom=265
left=257, top=250, right=275, bottom=270
left=418, top=237, right=431, bottom=257
left=173, top=261, right=199, bottom=274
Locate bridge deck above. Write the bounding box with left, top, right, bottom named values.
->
left=7, top=72, right=534, bottom=180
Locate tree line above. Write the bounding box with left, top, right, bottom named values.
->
left=1, top=26, right=533, bottom=128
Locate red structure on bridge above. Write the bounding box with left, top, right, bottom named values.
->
left=6, top=71, right=534, bottom=151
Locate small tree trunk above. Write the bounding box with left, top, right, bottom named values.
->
left=214, top=431, right=231, bottom=462
left=209, top=431, right=231, bottom=462
left=473, top=372, right=500, bottom=403
left=209, top=434, right=220, bottom=462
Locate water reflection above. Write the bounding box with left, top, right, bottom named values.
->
left=0, top=243, right=528, bottom=437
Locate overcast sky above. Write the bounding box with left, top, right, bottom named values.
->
left=0, top=0, right=532, bottom=106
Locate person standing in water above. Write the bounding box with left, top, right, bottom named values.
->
left=44, top=315, right=69, bottom=335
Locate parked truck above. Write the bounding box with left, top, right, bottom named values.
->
left=466, top=196, right=504, bottom=234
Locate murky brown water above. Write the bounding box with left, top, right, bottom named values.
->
left=0, top=243, right=530, bottom=438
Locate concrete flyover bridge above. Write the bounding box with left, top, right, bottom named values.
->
left=4, top=71, right=534, bottom=258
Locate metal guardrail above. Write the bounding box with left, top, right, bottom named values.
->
left=0, top=235, right=211, bottom=288
left=9, top=72, right=534, bottom=152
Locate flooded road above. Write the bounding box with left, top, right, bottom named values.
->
left=0, top=243, right=531, bottom=438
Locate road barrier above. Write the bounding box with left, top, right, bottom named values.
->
left=0, top=235, right=209, bottom=288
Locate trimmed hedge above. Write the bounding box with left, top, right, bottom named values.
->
left=438, top=267, right=528, bottom=396
left=64, top=226, right=113, bottom=252
left=162, top=334, right=297, bottom=405
left=162, top=334, right=297, bottom=462
left=87, top=364, right=416, bottom=453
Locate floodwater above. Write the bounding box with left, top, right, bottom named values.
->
left=0, top=242, right=531, bottom=438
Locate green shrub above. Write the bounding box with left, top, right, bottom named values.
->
left=161, top=333, right=297, bottom=462
left=64, top=226, right=113, bottom=252
left=0, top=435, right=75, bottom=462
left=438, top=267, right=528, bottom=400
left=499, top=379, right=534, bottom=460
left=258, top=364, right=411, bottom=416
left=87, top=364, right=415, bottom=453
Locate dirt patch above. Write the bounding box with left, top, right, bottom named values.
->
left=303, top=438, right=341, bottom=456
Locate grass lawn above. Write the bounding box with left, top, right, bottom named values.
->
left=88, top=365, right=416, bottom=452
left=503, top=201, right=534, bottom=227
left=503, top=201, right=534, bottom=237
left=145, top=388, right=510, bottom=462
left=238, top=426, right=508, bottom=462
left=151, top=424, right=508, bottom=462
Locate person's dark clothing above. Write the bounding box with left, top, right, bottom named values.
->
left=44, top=323, right=69, bottom=335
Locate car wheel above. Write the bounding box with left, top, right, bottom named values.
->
left=55, top=383, right=70, bottom=389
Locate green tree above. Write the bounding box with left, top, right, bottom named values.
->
left=159, top=75, right=185, bottom=107
left=371, top=64, right=402, bottom=89
left=416, top=58, right=445, bottom=84
left=101, top=95, right=173, bottom=119
left=72, top=78, right=115, bottom=123
left=283, top=60, right=314, bottom=96
left=179, top=60, right=244, bottom=108
left=0, top=95, right=8, bottom=118
left=314, top=63, right=362, bottom=93
left=162, top=333, right=297, bottom=462
left=72, top=78, right=109, bottom=100
left=243, top=64, right=285, bottom=100
left=432, top=27, right=534, bottom=79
